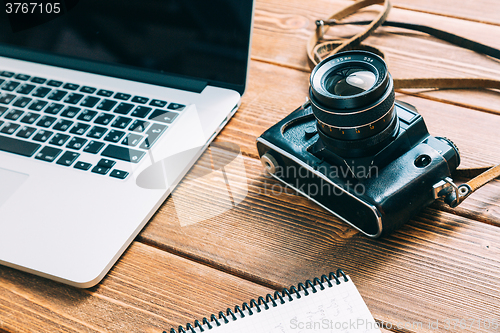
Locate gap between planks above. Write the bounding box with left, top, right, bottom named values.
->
left=391, top=5, right=500, bottom=27
left=135, top=239, right=419, bottom=333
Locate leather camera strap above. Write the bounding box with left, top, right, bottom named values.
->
left=306, top=0, right=500, bottom=207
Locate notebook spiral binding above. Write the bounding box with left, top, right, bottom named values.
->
left=166, top=269, right=348, bottom=333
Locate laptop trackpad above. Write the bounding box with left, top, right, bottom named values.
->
left=0, top=168, right=29, bottom=208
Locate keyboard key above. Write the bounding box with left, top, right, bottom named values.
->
left=80, top=96, right=100, bottom=108
left=0, top=134, right=41, bottom=157
left=20, top=112, right=40, bottom=124
left=14, top=74, right=30, bottom=81
left=131, top=96, right=148, bottom=104
left=69, top=123, right=90, bottom=135
left=63, top=83, right=79, bottom=90
left=47, top=89, right=68, bottom=101
left=80, top=86, right=96, bottom=94
left=31, top=86, right=51, bottom=98
left=104, top=130, right=125, bottom=143
left=130, top=106, right=151, bottom=118
left=0, top=122, right=20, bottom=135
left=77, top=109, right=98, bottom=122
left=97, top=158, right=116, bottom=168
left=56, top=151, right=80, bottom=166
left=122, top=133, right=143, bottom=147
left=149, top=110, right=178, bottom=124
left=32, top=130, right=53, bottom=142
left=16, top=126, right=37, bottom=139
left=97, top=89, right=113, bottom=97
left=74, top=161, right=92, bottom=170
left=53, top=119, right=74, bottom=132
left=35, top=146, right=62, bottom=162
left=44, top=103, right=64, bottom=115
left=0, top=93, right=16, bottom=104
left=13, top=96, right=32, bottom=108
left=113, top=102, right=133, bottom=115
left=101, top=144, right=145, bottom=163
left=0, top=71, right=15, bottom=78
left=30, top=77, right=46, bottom=84
left=167, top=103, right=186, bottom=111
left=111, top=116, right=132, bottom=129
left=4, top=109, right=24, bottom=121
left=109, top=169, right=129, bottom=179
left=64, top=93, right=84, bottom=104
left=36, top=115, right=57, bottom=128
left=91, top=165, right=110, bottom=175
left=66, top=137, right=87, bottom=150
left=0, top=79, right=4, bottom=86
left=61, top=106, right=81, bottom=118
left=114, top=93, right=131, bottom=100
left=129, top=120, right=149, bottom=133
left=94, top=113, right=115, bottom=125
left=16, top=84, right=36, bottom=95
left=0, top=106, right=8, bottom=116
left=87, top=126, right=108, bottom=139
left=2, top=81, right=20, bottom=91
left=47, top=80, right=63, bottom=87
left=49, top=133, right=70, bottom=146
left=139, top=123, right=167, bottom=150
left=96, top=99, right=117, bottom=111
left=83, top=140, right=105, bottom=154
left=150, top=99, right=167, bottom=107
left=28, top=99, right=48, bottom=111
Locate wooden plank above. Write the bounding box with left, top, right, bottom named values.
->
left=391, top=0, right=500, bottom=26
left=251, top=0, right=500, bottom=114
left=218, top=60, right=500, bottom=170
left=0, top=242, right=273, bottom=333
left=138, top=149, right=500, bottom=332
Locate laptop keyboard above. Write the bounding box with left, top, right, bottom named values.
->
left=0, top=70, right=186, bottom=180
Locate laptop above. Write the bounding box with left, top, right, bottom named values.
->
left=0, top=0, right=254, bottom=288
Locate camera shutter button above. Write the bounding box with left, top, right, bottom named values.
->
left=414, top=154, right=432, bottom=168
left=304, top=125, right=317, bottom=139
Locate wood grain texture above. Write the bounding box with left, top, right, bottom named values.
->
left=251, top=0, right=500, bottom=114
left=2, top=1, right=500, bottom=333
left=391, top=0, right=500, bottom=26
left=138, top=151, right=500, bottom=332
left=0, top=242, right=273, bottom=333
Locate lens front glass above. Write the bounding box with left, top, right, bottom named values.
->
left=323, top=67, right=376, bottom=96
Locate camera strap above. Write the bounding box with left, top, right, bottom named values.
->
left=306, top=0, right=500, bottom=208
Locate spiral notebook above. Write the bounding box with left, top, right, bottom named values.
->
left=168, top=270, right=381, bottom=333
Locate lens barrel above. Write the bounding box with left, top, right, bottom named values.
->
left=309, top=51, right=398, bottom=157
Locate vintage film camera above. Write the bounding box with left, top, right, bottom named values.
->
left=257, top=51, right=460, bottom=237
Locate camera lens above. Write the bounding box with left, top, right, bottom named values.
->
left=309, top=51, right=398, bottom=157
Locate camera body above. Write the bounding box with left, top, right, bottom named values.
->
left=256, top=51, right=460, bottom=237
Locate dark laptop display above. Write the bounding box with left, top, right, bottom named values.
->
left=0, top=0, right=253, bottom=94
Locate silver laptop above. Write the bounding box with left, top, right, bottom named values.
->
left=0, top=0, right=254, bottom=287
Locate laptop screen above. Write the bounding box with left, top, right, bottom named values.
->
left=0, top=0, right=254, bottom=94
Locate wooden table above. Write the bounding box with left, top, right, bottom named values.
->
left=2, top=0, right=500, bottom=332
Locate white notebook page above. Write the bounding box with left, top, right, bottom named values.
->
left=199, top=276, right=380, bottom=333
